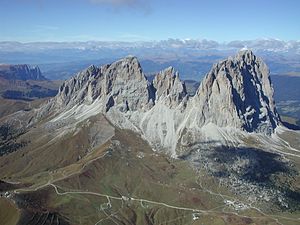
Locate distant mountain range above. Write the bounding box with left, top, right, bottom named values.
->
left=0, top=38, right=299, bottom=54
left=1, top=39, right=300, bottom=81
left=0, top=64, right=45, bottom=81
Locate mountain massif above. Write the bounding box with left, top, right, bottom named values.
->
left=33, top=50, right=280, bottom=156
left=0, top=64, right=45, bottom=81
left=0, top=50, right=299, bottom=225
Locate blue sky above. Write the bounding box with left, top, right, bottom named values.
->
left=1, top=0, right=299, bottom=42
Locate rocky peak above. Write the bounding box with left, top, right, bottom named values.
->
left=152, top=66, right=187, bottom=107
left=236, top=49, right=256, bottom=62
left=194, top=49, right=279, bottom=134
left=100, top=56, right=154, bottom=112
left=53, top=56, right=155, bottom=112
left=103, top=56, right=144, bottom=81
left=55, top=64, right=101, bottom=106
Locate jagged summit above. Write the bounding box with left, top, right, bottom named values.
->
left=152, top=66, right=187, bottom=107
left=53, top=56, right=188, bottom=112
left=53, top=55, right=153, bottom=112
left=236, top=49, right=260, bottom=65
left=237, top=48, right=254, bottom=56
left=193, top=50, right=279, bottom=133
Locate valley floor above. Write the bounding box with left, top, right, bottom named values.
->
left=1, top=128, right=300, bottom=225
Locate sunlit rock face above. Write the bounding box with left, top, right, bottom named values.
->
left=190, top=49, right=279, bottom=134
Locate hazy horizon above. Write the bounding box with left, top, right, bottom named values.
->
left=1, top=37, right=299, bottom=44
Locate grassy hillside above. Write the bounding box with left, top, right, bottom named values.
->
left=0, top=120, right=299, bottom=224
left=0, top=198, right=20, bottom=225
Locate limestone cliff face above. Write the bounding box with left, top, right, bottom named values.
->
left=55, top=65, right=101, bottom=107
left=152, top=67, right=187, bottom=108
left=52, top=56, right=155, bottom=113
left=100, top=56, right=155, bottom=112
left=38, top=50, right=280, bottom=155
left=189, top=50, right=279, bottom=134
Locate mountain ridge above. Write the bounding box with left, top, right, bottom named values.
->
left=27, top=49, right=281, bottom=156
